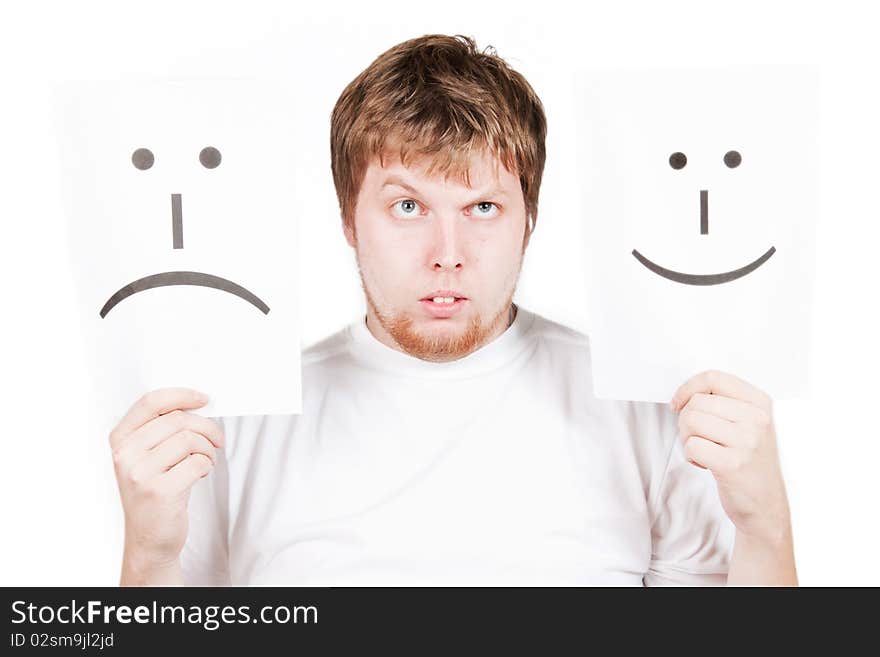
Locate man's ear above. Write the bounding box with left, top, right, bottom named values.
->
left=343, top=220, right=357, bottom=248
left=521, top=217, right=532, bottom=253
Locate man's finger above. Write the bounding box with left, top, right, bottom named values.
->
left=129, top=411, right=225, bottom=453
left=110, top=388, right=209, bottom=448
left=139, top=431, right=218, bottom=479
left=678, top=408, right=739, bottom=447
left=670, top=369, right=771, bottom=413
left=683, top=435, right=727, bottom=471
left=680, top=392, right=757, bottom=424
left=163, top=453, right=213, bottom=493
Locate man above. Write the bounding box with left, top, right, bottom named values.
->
left=110, top=34, right=797, bottom=586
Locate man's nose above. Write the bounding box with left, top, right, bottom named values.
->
left=172, top=193, right=184, bottom=249
left=431, top=213, right=464, bottom=272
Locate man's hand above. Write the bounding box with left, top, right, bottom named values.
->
left=670, top=369, right=797, bottom=585
left=109, top=388, right=225, bottom=585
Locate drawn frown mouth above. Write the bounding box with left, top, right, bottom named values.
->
left=100, top=271, right=270, bottom=318
left=631, top=246, right=776, bottom=285
left=99, top=152, right=272, bottom=318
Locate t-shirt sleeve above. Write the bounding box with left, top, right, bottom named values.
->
left=643, top=409, right=736, bottom=587
left=180, top=416, right=231, bottom=586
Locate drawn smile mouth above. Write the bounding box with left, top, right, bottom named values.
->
left=631, top=246, right=776, bottom=285
left=100, top=271, right=270, bottom=318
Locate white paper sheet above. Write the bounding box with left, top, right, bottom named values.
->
left=575, top=67, right=818, bottom=402
left=53, top=79, right=302, bottom=419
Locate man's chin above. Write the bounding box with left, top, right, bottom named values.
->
left=385, top=312, right=488, bottom=362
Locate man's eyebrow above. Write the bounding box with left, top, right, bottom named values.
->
left=381, top=176, right=421, bottom=195
left=380, top=175, right=510, bottom=199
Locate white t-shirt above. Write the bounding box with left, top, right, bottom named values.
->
left=182, top=305, right=735, bottom=586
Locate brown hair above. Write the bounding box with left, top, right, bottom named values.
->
left=330, top=34, right=547, bottom=243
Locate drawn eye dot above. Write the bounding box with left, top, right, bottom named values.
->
left=199, top=146, right=222, bottom=169
left=131, top=148, right=154, bottom=170
left=668, top=152, right=687, bottom=170
left=724, top=150, right=742, bottom=168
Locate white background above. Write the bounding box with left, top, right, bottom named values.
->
left=1, top=0, right=877, bottom=585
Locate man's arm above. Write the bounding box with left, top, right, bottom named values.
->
left=670, top=369, right=797, bottom=586
left=109, top=388, right=225, bottom=587
left=121, top=552, right=184, bottom=586
left=728, top=524, right=798, bottom=586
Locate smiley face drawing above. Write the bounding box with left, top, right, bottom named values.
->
left=631, top=149, right=776, bottom=286
left=99, top=146, right=271, bottom=318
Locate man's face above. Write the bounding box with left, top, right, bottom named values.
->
left=344, top=149, right=529, bottom=362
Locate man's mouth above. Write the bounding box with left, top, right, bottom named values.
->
left=419, top=290, right=468, bottom=318
left=420, top=289, right=467, bottom=303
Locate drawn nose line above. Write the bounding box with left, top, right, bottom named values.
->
left=172, top=193, right=183, bottom=249
left=700, top=189, right=708, bottom=235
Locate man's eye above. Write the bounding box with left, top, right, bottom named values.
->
left=472, top=201, right=499, bottom=218
left=392, top=199, right=422, bottom=217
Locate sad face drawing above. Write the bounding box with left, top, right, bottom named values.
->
left=56, top=79, right=302, bottom=418
left=99, top=145, right=271, bottom=318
